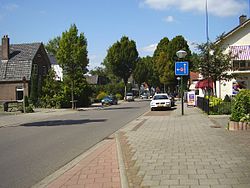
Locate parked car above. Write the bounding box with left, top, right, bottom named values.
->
left=125, top=92, right=134, bottom=101
left=168, top=93, right=175, bottom=107
left=150, top=93, right=172, bottom=111
left=140, top=93, right=149, bottom=99
left=101, top=96, right=118, bottom=106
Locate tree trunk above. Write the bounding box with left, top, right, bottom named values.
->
left=71, top=80, right=74, bottom=109
left=124, top=84, right=127, bottom=101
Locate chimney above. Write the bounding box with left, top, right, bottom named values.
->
left=239, top=15, right=247, bottom=25
left=2, top=35, right=10, bottom=60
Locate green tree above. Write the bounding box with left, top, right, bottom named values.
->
left=133, top=56, right=151, bottom=95
left=168, top=36, right=192, bottom=91
left=57, top=24, right=89, bottom=108
left=45, top=36, right=61, bottom=56
left=41, top=69, right=62, bottom=108
left=105, top=36, right=138, bottom=98
left=196, top=42, right=233, bottom=96
left=153, top=37, right=170, bottom=92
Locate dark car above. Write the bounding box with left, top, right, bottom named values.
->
left=168, top=93, right=176, bottom=107
left=101, top=96, right=118, bottom=106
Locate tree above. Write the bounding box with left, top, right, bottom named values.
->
left=153, top=37, right=170, bottom=92
left=105, top=36, right=138, bottom=98
left=41, top=69, right=62, bottom=108
left=45, top=36, right=61, bottom=56
left=167, top=36, right=192, bottom=91
left=57, top=24, right=89, bottom=109
left=133, top=56, right=151, bottom=95
left=196, top=42, right=233, bottom=96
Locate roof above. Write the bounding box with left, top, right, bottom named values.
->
left=0, top=43, right=42, bottom=82
left=190, top=72, right=200, bottom=81
left=215, top=19, right=250, bottom=44
left=85, top=75, right=98, bottom=85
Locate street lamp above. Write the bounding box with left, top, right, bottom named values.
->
left=177, top=77, right=181, bottom=100
left=176, top=50, right=187, bottom=115
left=22, top=76, right=26, bottom=113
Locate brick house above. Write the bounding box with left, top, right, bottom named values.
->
left=0, top=35, right=51, bottom=102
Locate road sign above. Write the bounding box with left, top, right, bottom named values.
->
left=175, top=61, right=189, bottom=76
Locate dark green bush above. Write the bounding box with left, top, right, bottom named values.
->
left=230, top=89, right=250, bottom=121
left=223, top=94, right=231, bottom=102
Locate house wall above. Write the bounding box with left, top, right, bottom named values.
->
left=29, top=44, right=51, bottom=98
left=216, top=22, right=250, bottom=99
left=0, top=82, right=28, bottom=101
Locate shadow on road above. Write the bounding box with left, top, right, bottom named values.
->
left=102, top=106, right=140, bottom=111
left=20, top=119, right=107, bottom=127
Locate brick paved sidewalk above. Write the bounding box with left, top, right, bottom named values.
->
left=42, top=137, right=121, bottom=188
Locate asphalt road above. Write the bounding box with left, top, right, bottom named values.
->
left=0, top=100, right=150, bottom=188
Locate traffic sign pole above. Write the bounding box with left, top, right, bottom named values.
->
left=175, top=61, right=189, bottom=116
left=181, top=76, right=184, bottom=115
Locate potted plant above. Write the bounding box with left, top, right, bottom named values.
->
left=229, top=89, right=250, bottom=131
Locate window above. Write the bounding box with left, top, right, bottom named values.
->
left=16, top=86, right=23, bottom=101
left=232, top=60, right=250, bottom=71
left=42, top=65, right=47, bottom=76
left=32, top=64, right=38, bottom=75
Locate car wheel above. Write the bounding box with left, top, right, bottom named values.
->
left=151, top=108, right=154, bottom=111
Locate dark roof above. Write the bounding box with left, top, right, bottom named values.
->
left=85, top=75, right=98, bottom=85
left=0, top=43, right=41, bottom=82
left=215, top=19, right=250, bottom=44
left=48, top=54, right=57, bottom=65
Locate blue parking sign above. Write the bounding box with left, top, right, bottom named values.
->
left=175, top=61, right=189, bottom=76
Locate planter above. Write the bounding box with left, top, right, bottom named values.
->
left=239, top=122, right=243, bottom=130
left=228, top=121, right=249, bottom=131
left=228, top=121, right=239, bottom=131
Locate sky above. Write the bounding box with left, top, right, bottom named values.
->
left=0, top=0, right=249, bottom=70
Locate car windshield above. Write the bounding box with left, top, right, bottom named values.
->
left=153, top=95, right=168, bottom=100
left=126, top=93, right=133, bottom=96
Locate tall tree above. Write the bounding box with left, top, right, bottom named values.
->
left=45, top=36, right=61, bottom=56
left=196, top=42, right=233, bottom=96
left=168, top=36, right=192, bottom=91
left=133, top=56, right=150, bottom=95
left=153, top=37, right=170, bottom=92
left=57, top=24, right=89, bottom=109
left=105, top=36, right=138, bottom=98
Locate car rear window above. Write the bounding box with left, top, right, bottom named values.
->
left=153, top=95, right=168, bottom=100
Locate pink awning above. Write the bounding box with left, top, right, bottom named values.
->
left=195, top=79, right=213, bottom=89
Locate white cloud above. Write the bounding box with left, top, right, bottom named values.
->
left=164, top=15, right=174, bottom=22
left=141, top=43, right=157, bottom=53
left=3, top=3, right=19, bottom=11
left=88, top=54, right=104, bottom=70
left=141, top=0, right=247, bottom=17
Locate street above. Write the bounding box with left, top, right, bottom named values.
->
left=0, top=100, right=149, bottom=188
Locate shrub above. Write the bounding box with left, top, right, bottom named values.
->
left=96, top=91, right=107, bottom=100
left=223, top=95, right=231, bottom=102
left=230, top=89, right=250, bottom=122
left=26, top=105, right=34, bottom=113
left=115, top=93, right=122, bottom=100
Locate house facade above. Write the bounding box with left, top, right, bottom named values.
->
left=216, top=15, right=250, bottom=99
left=0, top=35, right=51, bottom=102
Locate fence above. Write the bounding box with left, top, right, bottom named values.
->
left=197, top=97, right=209, bottom=114
left=197, top=96, right=232, bottom=115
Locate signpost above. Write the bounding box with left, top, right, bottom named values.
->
left=175, top=61, right=189, bottom=115
left=175, top=61, right=189, bottom=76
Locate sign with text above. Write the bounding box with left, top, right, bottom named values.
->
left=175, top=61, right=189, bottom=76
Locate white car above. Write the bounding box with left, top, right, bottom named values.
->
left=150, top=93, right=172, bottom=111
left=125, top=92, right=134, bottom=101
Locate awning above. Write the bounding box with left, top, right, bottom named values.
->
left=195, top=79, right=213, bottom=89
left=230, top=45, right=250, bottom=60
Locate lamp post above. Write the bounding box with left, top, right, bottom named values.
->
left=22, top=76, right=26, bottom=113
left=177, top=77, right=181, bottom=100
left=176, top=50, right=187, bottom=115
